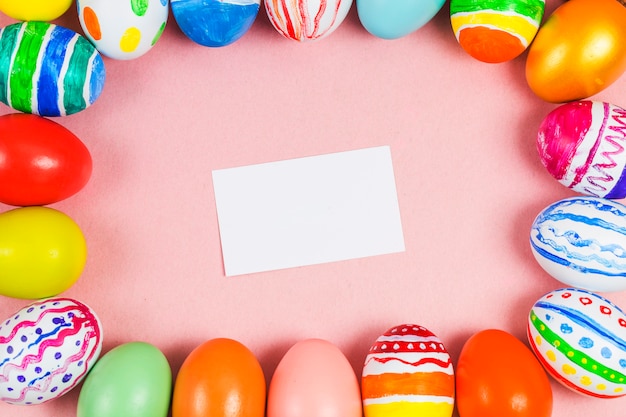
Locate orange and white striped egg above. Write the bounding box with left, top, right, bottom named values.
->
left=361, top=324, right=455, bottom=417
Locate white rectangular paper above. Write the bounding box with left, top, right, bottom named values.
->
left=212, top=146, right=405, bottom=276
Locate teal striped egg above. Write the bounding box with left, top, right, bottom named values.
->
left=528, top=288, right=626, bottom=398
left=0, top=21, right=105, bottom=117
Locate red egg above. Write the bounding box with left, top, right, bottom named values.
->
left=0, top=113, right=92, bottom=206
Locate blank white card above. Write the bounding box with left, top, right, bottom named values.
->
left=212, top=146, right=405, bottom=276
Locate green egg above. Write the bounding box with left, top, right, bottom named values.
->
left=77, top=342, right=172, bottom=417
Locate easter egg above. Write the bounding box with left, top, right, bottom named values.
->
left=450, top=0, right=545, bottom=63
left=537, top=101, right=626, bottom=199
left=78, top=0, right=168, bottom=60
left=0, top=22, right=105, bottom=116
left=456, top=329, right=553, bottom=417
left=526, top=0, right=626, bottom=103
left=0, top=297, right=103, bottom=405
left=356, top=0, right=445, bottom=40
left=528, top=288, right=626, bottom=398
left=0, top=207, right=87, bottom=299
left=361, top=324, right=454, bottom=417
left=267, top=338, right=361, bottom=417
left=265, top=0, right=352, bottom=42
left=171, top=0, right=260, bottom=47
left=0, top=113, right=92, bottom=206
left=77, top=342, right=172, bottom=417
left=0, top=0, right=72, bottom=21
left=530, top=196, right=626, bottom=293
left=172, top=338, right=266, bottom=417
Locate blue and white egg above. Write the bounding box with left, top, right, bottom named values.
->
left=530, top=197, right=626, bottom=293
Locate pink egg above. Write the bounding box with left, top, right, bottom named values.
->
left=537, top=100, right=626, bottom=199
left=267, top=338, right=362, bottom=417
left=0, top=298, right=103, bottom=405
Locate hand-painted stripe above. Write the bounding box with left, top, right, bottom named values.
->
left=530, top=309, right=626, bottom=382
left=528, top=322, right=619, bottom=398
left=0, top=24, right=20, bottom=106
left=362, top=371, right=454, bottom=399
left=451, top=10, right=539, bottom=43
left=450, top=0, right=545, bottom=20
left=363, top=394, right=454, bottom=405
left=530, top=239, right=626, bottom=277
left=10, top=22, right=48, bottom=113
left=37, top=25, right=74, bottom=116
left=30, top=24, right=55, bottom=115
left=63, top=36, right=93, bottom=115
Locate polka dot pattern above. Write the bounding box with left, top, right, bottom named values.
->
left=528, top=288, right=626, bottom=398
left=78, top=0, right=169, bottom=60
left=0, top=298, right=103, bottom=405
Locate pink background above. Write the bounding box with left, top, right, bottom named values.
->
left=2, top=1, right=626, bottom=415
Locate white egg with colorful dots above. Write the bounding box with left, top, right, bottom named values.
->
left=77, top=0, right=168, bottom=60
left=528, top=288, right=626, bottom=398
left=0, top=298, right=103, bottom=405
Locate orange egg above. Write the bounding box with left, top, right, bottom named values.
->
left=455, top=329, right=553, bottom=417
left=172, top=338, right=266, bottom=417
left=525, top=0, right=626, bottom=103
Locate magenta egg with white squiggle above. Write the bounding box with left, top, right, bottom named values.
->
left=265, top=0, right=353, bottom=41
left=537, top=100, right=626, bottom=199
left=0, top=298, right=103, bottom=405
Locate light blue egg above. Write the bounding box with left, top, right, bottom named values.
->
left=356, top=0, right=445, bottom=39
left=171, top=0, right=260, bottom=47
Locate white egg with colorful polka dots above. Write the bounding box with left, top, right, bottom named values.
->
left=77, top=0, right=168, bottom=60
left=0, top=298, right=103, bottom=405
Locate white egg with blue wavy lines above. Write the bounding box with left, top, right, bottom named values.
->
left=530, top=197, right=626, bottom=292
left=528, top=288, right=626, bottom=398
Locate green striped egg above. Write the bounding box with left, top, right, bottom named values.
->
left=0, top=21, right=105, bottom=117
left=450, top=0, right=545, bottom=63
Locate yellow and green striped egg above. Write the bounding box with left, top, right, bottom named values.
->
left=450, top=0, right=545, bottom=63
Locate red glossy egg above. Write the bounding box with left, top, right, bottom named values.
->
left=0, top=113, right=92, bottom=206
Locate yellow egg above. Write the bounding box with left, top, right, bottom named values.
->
left=0, top=0, right=73, bottom=21
left=0, top=207, right=87, bottom=299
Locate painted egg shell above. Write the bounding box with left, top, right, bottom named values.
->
left=537, top=101, right=626, bottom=199
left=361, top=324, right=454, bottom=417
left=528, top=288, right=626, bottom=398
left=357, top=0, right=445, bottom=40
left=78, top=0, right=168, bottom=60
left=0, top=113, right=92, bottom=206
left=267, top=339, right=362, bottom=417
left=171, top=0, right=260, bottom=47
left=0, top=22, right=105, bottom=116
left=0, top=297, right=103, bottom=405
left=0, top=0, right=72, bottom=21
left=77, top=342, right=172, bottom=417
left=530, top=196, right=626, bottom=292
left=450, top=0, right=546, bottom=63
left=265, top=0, right=353, bottom=42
